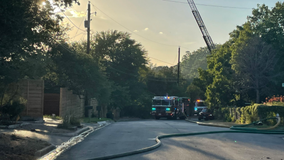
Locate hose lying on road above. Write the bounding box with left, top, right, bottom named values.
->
left=88, top=116, right=284, bottom=160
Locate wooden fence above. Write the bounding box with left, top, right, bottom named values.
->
left=19, top=79, right=44, bottom=119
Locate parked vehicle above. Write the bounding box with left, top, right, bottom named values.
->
left=198, top=108, right=214, bottom=120
left=151, top=96, right=186, bottom=120
left=194, top=100, right=207, bottom=115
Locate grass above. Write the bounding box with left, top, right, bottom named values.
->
left=80, top=117, right=113, bottom=123
left=43, top=115, right=63, bottom=120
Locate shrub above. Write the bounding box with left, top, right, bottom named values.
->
left=215, top=103, right=284, bottom=125
left=1, top=100, right=25, bottom=122
left=70, top=116, right=81, bottom=126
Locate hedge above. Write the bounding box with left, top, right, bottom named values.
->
left=214, top=103, right=284, bottom=125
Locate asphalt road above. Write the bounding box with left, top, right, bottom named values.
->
left=56, top=119, right=284, bottom=160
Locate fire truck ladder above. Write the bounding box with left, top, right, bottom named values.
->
left=187, top=0, right=215, bottom=53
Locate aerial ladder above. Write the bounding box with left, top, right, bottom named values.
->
left=187, top=0, right=215, bottom=53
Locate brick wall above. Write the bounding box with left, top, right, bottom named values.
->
left=59, top=88, right=84, bottom=118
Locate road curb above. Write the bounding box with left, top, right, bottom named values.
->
left=38, top=122, right=111, bottom=160
left=35, top=144, right=56, bottom=158
left=185, top=119, right=198, bottom=123
left=197, top=122, right=231, bottom=128
left=185, top=119, right=231, bottom=128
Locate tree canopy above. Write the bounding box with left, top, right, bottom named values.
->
left=194, top=2, right=284, bottom=107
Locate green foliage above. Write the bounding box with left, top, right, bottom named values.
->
left=258, top=105, right=284, bottom=125
left=145, top=66, right=187, bottom=96
left=91, top=30, right=151, bottom=116
left=215, top=104, right=284, bottom=125
left=70, top=116, right=81, bottom=126
left=186, top=83, right=204, bottom=103
left=45, top=42, right=111, bottom=103
left=194, top=2, right=284, bottom=105
left=231, top=37, right=280, bottom=103
left=0, top=84, right=27, bottom=123
left=181, top=47, right=210, bottom=81
left=1, top=101, right=25, bottom=122
left=0, top=0, right=64, bottom=88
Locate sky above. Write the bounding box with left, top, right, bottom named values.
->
left=55, top=0, right=280, bottom=66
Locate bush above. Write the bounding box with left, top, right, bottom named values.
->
left=1, top=101, right=25, bottom=122
left=214, top=103, right=284, bottom=125
left=106, top=111, right=114, bottom=120
left=70, top=116, right=81, bottom=126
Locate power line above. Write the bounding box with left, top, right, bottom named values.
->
left=149, top=56, right=176, bottom=65
left=75, top=11, right=87, bottom=35
left=51, top=38, right=182, bottom=82
left=89, top=2, right=190, bottom=50
left=61, top=12, right=86, bottom=32
left=172, top=53, right=178, bottom=65
left=163, top=0, right=252, bottom=9
left=70, top=32, right=85, bottom=39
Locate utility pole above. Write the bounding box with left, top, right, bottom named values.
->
left=86, top=1, right=91, bottom=54
left=177, top=46, right=180, bottom=86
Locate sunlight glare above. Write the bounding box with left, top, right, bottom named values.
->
left=42, top=2, right=46, bottom=6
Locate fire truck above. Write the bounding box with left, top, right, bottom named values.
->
left=151, top=96, right=187, bottom=120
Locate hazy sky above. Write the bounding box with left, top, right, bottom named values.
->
left=59, top=0, right=280, bottom=66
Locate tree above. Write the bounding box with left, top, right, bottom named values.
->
left=91, top=30, right=149, bottom=115
left=44, top=42, right=110, bottom=103
left=0, top=0, right=67, bottom=117
left=231, top=37, right=281, bottom=103
left=0, top=0, right=64, bottom=84
left=186, top=83, right=204, bottom=103
left=181, top=46, right=211, bottom=81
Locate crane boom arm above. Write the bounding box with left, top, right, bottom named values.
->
left=187, top=0, right=215, bottom=53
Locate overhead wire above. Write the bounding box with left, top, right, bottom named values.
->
left=70, top=32, right=85, bottom=39
left=54, top=4, right=190, bottom=80
left=61, top=11, right=86, bottom=32
left=163, top=0, right=252, bottom=9
left=75, top=10, right=87, bottom=35
left=149, top=57, right=176, bottom=65
left=89, top=2, right=184, bottom=67
left=89, top=2, right=190, bottom=50
left=51, top=38, right=184, bottom=82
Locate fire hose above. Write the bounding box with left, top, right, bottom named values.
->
left=88, top=115, right=284, bottom=160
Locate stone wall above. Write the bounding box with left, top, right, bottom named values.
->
left=59, top=88, right=84, bottom=118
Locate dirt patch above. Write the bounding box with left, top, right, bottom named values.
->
left=0, top=133, right=50, bottom=160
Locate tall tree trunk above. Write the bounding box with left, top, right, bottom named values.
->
left=256, top=89, right=260, bottom=103
left=256, top=78, right=260, bottom=103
